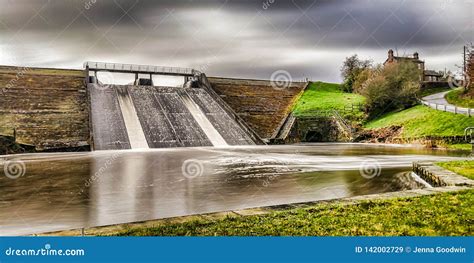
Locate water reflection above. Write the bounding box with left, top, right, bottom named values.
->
left=0, top=144, right=466, bottom=235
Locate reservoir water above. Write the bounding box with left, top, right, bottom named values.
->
left=0, top=143, right=466, bottom=235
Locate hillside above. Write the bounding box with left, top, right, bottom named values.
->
left=293, top=81, right=366, bottom=122
left=364, top=105, right=474, bottom=137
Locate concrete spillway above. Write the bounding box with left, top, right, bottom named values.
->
left=88, top=84, right=258, bottom=150
left=89, top=84, right=131, bottom=150
left=179, top=91, right=228, bottom=146
left=115, top=86, right=149, bottom=149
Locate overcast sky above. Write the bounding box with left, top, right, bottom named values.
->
left=0, top=0, right=472, bottom=82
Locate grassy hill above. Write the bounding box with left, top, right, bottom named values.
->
left=364, top=105, right=474, bottom=138
left=445, top=88, right=474, bottom=108
left=292, top=82, right=365, bottom=121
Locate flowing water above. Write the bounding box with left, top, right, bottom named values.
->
left=0, top=143, right=467, bottom=235
left=115, top=86, right=149, bottom=149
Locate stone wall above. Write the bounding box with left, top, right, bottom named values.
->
left=294, top=117, right=351, bottom=142
left=0, top=66, right=89, bottom=150
left=413, top=162, right=474, bottom=187
left=208, top=77, right=308, bottom=139
left=421, top=81, right=449, bottom=89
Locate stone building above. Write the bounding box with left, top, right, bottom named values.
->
left=424, top=70, right=444, bottom=82
left=383, top=49, right=445, bottom=83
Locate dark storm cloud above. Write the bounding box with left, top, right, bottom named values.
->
left=0, top=0, right=472, bottom=82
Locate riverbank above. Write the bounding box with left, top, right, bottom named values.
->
left=38, top=160, right=473, bottom=237
left=101, top=189, right=473, bottom=236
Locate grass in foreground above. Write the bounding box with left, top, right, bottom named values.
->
left=437, top=160, right=474, bottom=180
left=293, top=82, right=365, bottom=121
left=112, top=190, right=473, bottom=236
left=445, top=88, right=474, bottom=108
left=364, top=105, right=474, bottom=137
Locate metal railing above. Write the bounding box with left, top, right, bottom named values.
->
left=84, top=61, right=198, bottom=76
left=420, top=100, right=473, bottom=116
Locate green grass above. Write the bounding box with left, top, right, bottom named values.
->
left=293, top=82, right=365, bottom=121
left=110, top=190, right=474, bottom=236
left=445, top=144, right=473, bottom=151
left=445, top=88, right=474, bottom=108
left=364, top=105, right=474, bottom=137
left=437, top=160, right=474, bottom=180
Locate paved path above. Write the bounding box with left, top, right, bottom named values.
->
left=421, top=90, right=472, bottom=116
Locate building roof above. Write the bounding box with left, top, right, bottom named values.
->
left=424, top=70, right=443, bottom=77
left=391, top=56, right=424, bottom=64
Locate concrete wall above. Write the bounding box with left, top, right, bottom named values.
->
left=208, top=77, right=307, bottom=139
left=0, top=66, right=89, bottom=150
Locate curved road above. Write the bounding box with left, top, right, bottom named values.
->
left=421, top=90, right=472, bottom=116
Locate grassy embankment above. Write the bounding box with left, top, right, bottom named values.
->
left=292, top=81, right=365, bottom=123
left=292, top=82, right=472, bottom=149
left=109, top=162, right=473, bottom=236
left=364, top=105, right=474, bottom=150
left=437, top=160, right=474, bottom=180
left=365, top=105, right=473, bottom=137
left=445, top=88, right=474, bottom=108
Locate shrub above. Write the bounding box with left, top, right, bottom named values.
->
left=358, top=62, right=420, bottom=118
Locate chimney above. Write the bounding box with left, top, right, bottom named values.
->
left=388, top=49, right=394, bottom=61
left=413, top=52, right=419, bottom=60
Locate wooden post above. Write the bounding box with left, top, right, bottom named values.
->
left=464, top=45, right=467, bottom=91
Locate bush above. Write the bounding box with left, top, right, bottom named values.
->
left=358, top=62, right=420, bottom=118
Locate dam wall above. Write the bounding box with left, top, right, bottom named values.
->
left=0, top=65, right=306, bottom=151
left=207, top=77, right=308, bottom=140
left=0, top=66, right=89, bottom=150
left=89, top=84, right=258, bottom=150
